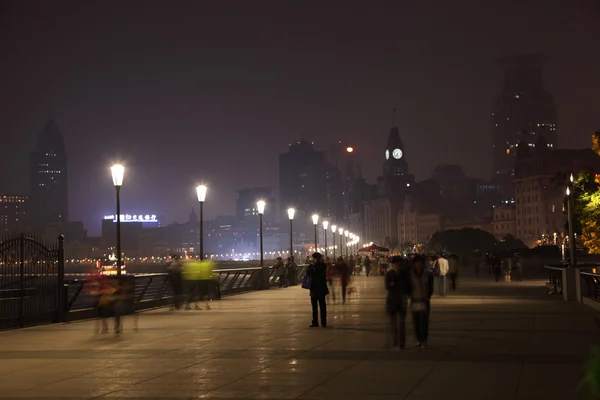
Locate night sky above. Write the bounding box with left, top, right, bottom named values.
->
left=0, top=0, right=598, bottom=235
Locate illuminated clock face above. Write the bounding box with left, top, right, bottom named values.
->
left=393, top=149, right=403, bottom=159
left=385, top=150, right=390, bottom=160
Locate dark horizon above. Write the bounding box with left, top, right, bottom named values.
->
left=1, top=0, right=598, bottom=235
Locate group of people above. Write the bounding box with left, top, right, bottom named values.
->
left=484, top=253, right=523, bottom=283
left=167, top=255, right=216, bottom=311
left=273, top=256, right=298, bottom=288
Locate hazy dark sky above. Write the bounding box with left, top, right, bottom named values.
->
left=1, top=0, right=598, bottom=235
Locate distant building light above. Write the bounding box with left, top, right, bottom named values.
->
left=346, top=147, right=354, bottom=153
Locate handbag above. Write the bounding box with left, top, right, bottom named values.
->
left=301, top=274, right=312, bottom=290
left=410, top=301, right=427, bottom=312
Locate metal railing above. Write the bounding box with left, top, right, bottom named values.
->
left=544, top=265, right=563, bottom=295
left=63, top=264, right=309, bottom=320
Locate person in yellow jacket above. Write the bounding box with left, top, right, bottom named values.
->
left=183, top=260, right=214, bottom=310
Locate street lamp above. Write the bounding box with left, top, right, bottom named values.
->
left=344, top=231, right=349, bottom=258
left=312, top=214, right=319, bottom=250
left=257, top=200, right=266, bottom=266
left=196, top=185, right=207, bottom=260
left=288, top=208, right=295, bottom=259
left=322, top=220, right=329, bottom=258
left=111, top=164, right=125, bottom=277
left=338, top=228, right=344, bottom=259
left=331, top=224, right=337, bottom=259
left=566, top=186, right=576, bottom=267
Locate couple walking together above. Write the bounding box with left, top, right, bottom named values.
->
left=385, top=255, right=433, bottom=349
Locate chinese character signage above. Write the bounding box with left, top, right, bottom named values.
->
left=103, top=214, right=158, bottom=223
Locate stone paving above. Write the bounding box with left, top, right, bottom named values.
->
left=0, top=273, right=598, bottom=399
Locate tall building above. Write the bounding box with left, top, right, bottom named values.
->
left=30, top=119, right=68, bottom=230
left=0, top=195, right=28, bottom=233
left=492, top=55, right=557, bottom=179
left=236, top=187, right=275, bottom=227
left=279, top=140, right=343, bottom=221
left=514, top=144, right=600, bottom=246
left=364, top=126, right=414, bottom=248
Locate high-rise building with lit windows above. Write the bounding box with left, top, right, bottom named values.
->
left=492, top=54, right=557, bottom=179
left=0, top=195, right=28, bottom=233
left=30, top=119, right=68, bottom=229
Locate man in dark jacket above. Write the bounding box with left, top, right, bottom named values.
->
left=385, top=256, right=411, bottom=348
left=307, top=252, right=329, bottom=328
left=410, top=255, right=434, bottom=349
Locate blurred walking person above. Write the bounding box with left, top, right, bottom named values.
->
left=336, top=257, right=350, bottom=304
left=364, top=255, right=372, bottom=277
left=410, top=255, right=434, bottom=349
left=275, top=257, right=288, bottom=288
left=286, top=256, right=297, bottom=286
left=503, top=255, right=513, bottom=282
left=435, top=255, right=449, bottom=296
left=385, top=256, right=410, bottom=348
left=183, top=260, right=202, bottom=310
left=448, top=254, right=459, bottom=291
left=513, top=254, right=523, bottom=282
left=167, top=255, right=183, bottom=310
left=307, top=252, right=328, bottom=328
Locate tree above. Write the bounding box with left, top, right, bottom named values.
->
left=496, top=234, right=527, bottom=250
left=567, top=130, right=600, bottom=254
left=424, top=228, right=498, bottom=254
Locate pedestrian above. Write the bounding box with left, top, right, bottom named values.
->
left=410, top=255, right=434, bottom=349
left=326, top=258, right=336, bottom=303
left=347, top=255, right=355, bottom=276
left=448, top=254, right=459, bottom=291
left=364, top=255, right=371, bottom=277
left=307, top=252, right=328, bottom=328
left=385, top=256, right=410, bottom=348
left=274, top=257, right=288, bottom=288
left=503, top=255, right=513, bottom=283
left=336, top=257, right=350, bottom=304
left=514, top=254, right=523, bottom=282
left=94, top=277, right=117, bottom=334
left=492, top=255, right=502, bottom=282
left=286, top=256, right=297, bottom=286
left=198, top=260, right=214, bottom=310
left=167, top=255, right=183, bottom=310
left=183, top=260, right=203, bottom=310
left=436, top=255, right=449, bottom=296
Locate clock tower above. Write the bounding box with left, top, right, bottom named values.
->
left=383, top=126, right=409, bottom=182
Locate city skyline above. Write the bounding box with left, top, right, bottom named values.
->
left=0, top=0, right=598, bottom=235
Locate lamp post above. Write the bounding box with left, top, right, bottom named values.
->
left=344, top=231, right=349, bottom=258
left=331, top=225, right=337, bottom=259
left=111, top=164, right=125, bottom=277
left=312, top=214, right=319, bottom=251
left=338, top=228, right=344, bottom=259
left=196, top=185, right=207, bottom=260
left=288, top=208, right=295, bottom=259
left=257, top=200, right=266, bottom=266
left=322, top=221, right=329, bottom=258
left=566, top=184, right=576, bottom=267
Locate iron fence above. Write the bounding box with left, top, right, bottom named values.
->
left=0, top=234, right=64, bottom=329
left=63, top=264, right=309, bottom=319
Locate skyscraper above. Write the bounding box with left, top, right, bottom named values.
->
left=492, top=54, right=557, bottom=179
left=278, top=140, right=343, bottom=220
left=30, top=119, right=68, bottom=230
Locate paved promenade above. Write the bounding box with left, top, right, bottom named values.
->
left=1, top=273, right=598, bottom=399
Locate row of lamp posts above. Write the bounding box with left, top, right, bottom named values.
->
left=109, top=166, right=359, bottom=275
